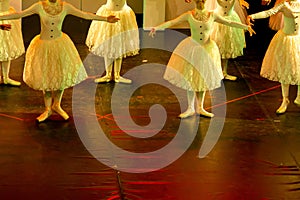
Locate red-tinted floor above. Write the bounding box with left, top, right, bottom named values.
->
left=0, top=30, right=300, bottom=200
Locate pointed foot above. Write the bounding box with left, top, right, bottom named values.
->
left=36, top=109, right=52, bottom=123
left=52, top=105, right=69, bottom=120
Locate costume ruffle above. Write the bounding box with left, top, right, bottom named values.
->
left=0, top=7, right=25, bottom=61
left=86, top=4, right=139, bottom=59
left=24, top=34, right=87, bottom=91
left=260, top=30, right=300, bottom=85
left=164, top=37, right=223, bottom=91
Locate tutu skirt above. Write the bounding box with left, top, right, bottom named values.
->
left=211, top=12, right=245, bottom=59
left=164, top=37, right=223, bottom=92
left=260, top=30, right=300, bottom=85
left=0, top=7, right=25, bottom=61
left=86, top=4, right=139, bottom=59
left=24, top=33, right=87, bottom=91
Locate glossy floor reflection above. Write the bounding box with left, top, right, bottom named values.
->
left=1, top=31, right=300, bottom=200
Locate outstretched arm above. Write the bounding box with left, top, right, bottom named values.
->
left=64, top=3, right=119, bottom=23
left=149, top=12, right=189, bottom=37
left=0, top=3, right=39, bottom=20
left=249, top=2, right=284, bottom=20
left=214, top=12, right=255, bottom=36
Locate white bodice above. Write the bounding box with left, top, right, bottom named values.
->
left=105, top=0, right=126, bottom=11
left=188, top=13, right=215, bottom=44
left=39, top=5, right=66, bottom=40
left=0, top=1, right=108, bottom=40
left=216, top=0, right=235, bottom=16
left=251, top=1, right=300, bottom=35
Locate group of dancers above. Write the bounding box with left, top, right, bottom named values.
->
left=151, top=0, right=300, bottom=117
left=0, top=0, right=299, bottom=123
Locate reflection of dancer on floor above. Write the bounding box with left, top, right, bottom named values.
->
left=151, top=0, right=254, bottom=118
left=0, top=0, right=119, bottom=122
left=203, top=0, right=250, bottom=81
left=0, top=0, right=25, bottom=86
left=248, top=0, right=300, bottom=114
left=86, top=0, right=139, bottom=84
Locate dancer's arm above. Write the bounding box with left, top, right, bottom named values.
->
left=149, top=12, right=189, bottom=37
left=249, top=2, right=285, bottom=20
left=64, top=2, right=119, bottom=23
left=214, top=12, right=255, bottom=35
left=0, top=3, right=39, bottom=20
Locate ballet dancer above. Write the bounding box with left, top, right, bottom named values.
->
left=86, top=0, right=139, bottom=84
left=0, top=0, right=119, bottom=122
left=151, top=0, right=255, bottom=118
left=248, top=0, right=300, bottom=114
left=0, top=0, right=25, bottom=86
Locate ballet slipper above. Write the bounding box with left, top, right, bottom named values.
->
left=276, top=99, right=290, bottom=114
left=223, top=74, right=237, bottom=81
left=3, top=78, right=21, bottom=86
left=294, top=97, right=300, bottom=106
left=36, top=109, right=52, bottom=123
left=94, top=75, right=112, bottom=83
left=52, top=105, right=69, bottom=120
left=196, top=107, right=214, bottom=118
left=178, top=108, right=195, bottom=118
left=114, top=76, right=132, bottom=84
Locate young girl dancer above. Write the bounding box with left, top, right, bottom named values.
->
left=0, top=0, right=25, bottom=86
left=0, top=0, right=119, bottom=122
left=204, top=0, right=250, bottom=81
left=248, top=0, right=300, bottom=114
left=151, top=0, right=254, bottom=118
left=86, top=0, right=139, bottom=84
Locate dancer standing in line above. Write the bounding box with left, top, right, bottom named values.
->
left=151, top=0, right=254, bottom=118
left=0, top=0, right=25, bottom=86
left=203, top=0, right=250, bottom=81
left=86, top=0, right=140, bottom=84
left=248, top=0, right=300, bottom=114
left=0, top=0, right=119, bottom=122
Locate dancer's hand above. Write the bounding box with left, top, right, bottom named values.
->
left=185, top=0, right=192, bottom=3
left=107, top=15, right=120, bottom=23
left=0, top=24, right=11, bottom=31
left=261, top=0, right=271, bottom=6
left=247, top=15, right=254, bottom=26
left=240, top=0, right=249, bottom=9
left=247, top=25, right=256, bottom=36
left=149, top=28, right=156, bottom=38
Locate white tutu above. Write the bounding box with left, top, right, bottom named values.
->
left=0, top=7, right=25, bottom=61
left=164, top=37, right=223, bottom=92
left=24, top=34, right=87, bottom=91
left=260, top=30, right=300, bottom=85
left=86, top=4, right=139, bottom=59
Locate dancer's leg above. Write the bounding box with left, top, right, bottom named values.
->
left=276, top=83, right=290, bottom=114
left=95, top=56, right=113, bottom=83
left=36, top=91, right=53, bottom=122
left=114, top=57, right=132, bottom=84
left=222, top=59, right=237, bottom=81
left=52, top=89, right=69, bottom=120
left=179, top=90, right=195, bottom=118
left=195, top=91, right=214, bottom=118
left=2, top=60, right=21, bottom=86
left=294, top=85, right=300, bottom=106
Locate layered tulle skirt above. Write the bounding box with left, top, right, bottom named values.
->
left=24, top=34, right=87, bottom=91
left=260, top=30, right=300, bottom=85
left=163, top=37, right=223, bottom=92
left=0, top=7, right=25, bottom=61
left=86, top=4, right=139, bottom=59
left=211, top=11, right=245, bottom=59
